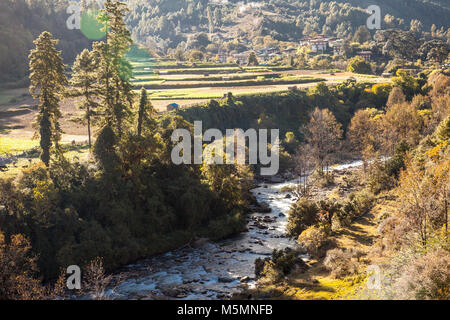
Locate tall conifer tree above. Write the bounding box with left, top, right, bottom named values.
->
left=137, top=87, right=155, bottom=138
left=95, top=0, right=134, bottom=138
left=29, top=31, right=68, bottom=167
left=69, top=49, right=101, bottom=148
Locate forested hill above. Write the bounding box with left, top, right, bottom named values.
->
left=0, top=0, right=91, bottom=86
left=125, top=0, right=450, bottom=50
left=1, top=0, right=449, bottom=86
left=330, top=0, right=450, bottom=24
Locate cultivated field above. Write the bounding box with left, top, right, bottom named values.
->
left=128, top=57, right=385, bottom=110
left=0, top=55, right=387, bottom=177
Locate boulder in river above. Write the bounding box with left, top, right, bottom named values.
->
left=259, top=202, right=272, bottom=213
left=162, top=287, right=188, bottom=299
left=254, top=222, right=268, bottom=230
left=270, top=176, right=284, bottom=183
left=192, top=238, right=210, bottom=248
left=263, top=216, right=275, bottom=223
left=218, top=276, right=234, bottom=283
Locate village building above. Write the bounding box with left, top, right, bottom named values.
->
left=330, top=39, right=344, bottom=56
left=357, top=50, right=373, bottom=61
left=309, top=38, right=328, bottom=53
left=166, top=103, right=180, bottom=112
left=300, top=35, right=341, bottom=54
left=283, top=47, right=297, bottom=57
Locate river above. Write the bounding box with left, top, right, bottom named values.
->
left=106, top=161, right=363, bottom=300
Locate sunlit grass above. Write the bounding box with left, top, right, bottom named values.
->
left=0, top=140, right=90, bottom=179
left=286, top=275, right=368, bottom=300
left=132, top=87, right=292, bottom=100
left=0, top=137, right=39, bottom=155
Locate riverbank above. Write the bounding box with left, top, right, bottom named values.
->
left=236, top=164, right=389, bottom=300
left=93, top=161, right=374, bottom=300
left=96, top=177, right=304, bottom=300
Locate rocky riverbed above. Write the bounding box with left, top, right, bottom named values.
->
left=106, top=161, right=363, bottom=300
left=106, top=180, right=301, bottom=300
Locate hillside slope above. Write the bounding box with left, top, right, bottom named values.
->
left=125, top=0, right=450, bottom=53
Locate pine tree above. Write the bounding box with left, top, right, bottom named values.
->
left=247, top=52, right=259, bottom=66
left=207, top=6, right=214, bottom=34
left=69, top=49, right=101, bottom=148
left=95, top=0, right=134, bottom=138
left=137, top=88, right=155, bottom=138
left=214, top=7, right=222, bottom=27
left=29, top=31, right=68, bottom=167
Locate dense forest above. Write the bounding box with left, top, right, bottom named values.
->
left=124, top=0, right=450, bottom=55
left=0, top=0, right=92, bottom=86
left=1, top=0, right=450, bottom=86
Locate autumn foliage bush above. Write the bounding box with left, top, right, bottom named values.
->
left=298, top=226, right=336, bottom=258
left=393, top=249, right=450, bottom=300
left=0, top=233, right=44, bottom=300
left=323, top=248, right=359, bottom=279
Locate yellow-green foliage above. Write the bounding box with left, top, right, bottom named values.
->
left=0, top=137, right=39, bottom=155
left=287, top=275, right=368, bottom=300
left=297, top=225, right=333, bottom=258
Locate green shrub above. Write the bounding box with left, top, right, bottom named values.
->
left=256, top=249, right=308, bottom=283
left=298, top=226, right=335, bottom=258
left=347, top=56, right=373, bottom=75
left=337, top=189, right=374, bottom=226
left=367, top=158, right=396, bottom=194
left=286, top=198, right=319, bottom=239
left=323, top=248, right=359, bottom=279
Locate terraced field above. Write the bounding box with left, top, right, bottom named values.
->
left=128, top=57, right=386, bottom=111
left=0, top=54, right=387, bottom=160
left=129, top=58, right=317, bottom=102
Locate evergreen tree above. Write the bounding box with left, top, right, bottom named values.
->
left=69, top=49, right=101, bottom=148
left=93, top=125, right=120, bottom=173
left=137, top=87, right=155, bottom=137
left=352, top=26, right=371, bottom=44
left=96, top=0, right=134, bottom=138
left=207, top=6, right=214, bottom=34
left=247, top=52, right=259, bottom=66
left=29, top=31, right=68, bottom=167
